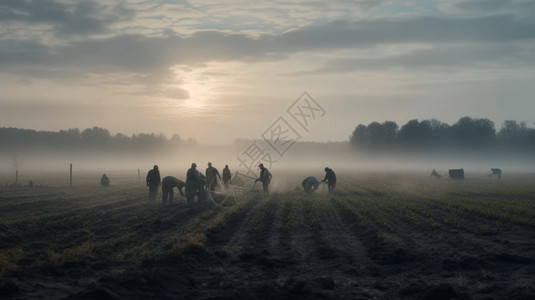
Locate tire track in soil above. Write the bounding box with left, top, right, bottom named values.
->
left=203, top=197, right=283, bottom=292
left=189, top=197, right=271, bottom=298
left=204, top=195, right=263, bottom=250
left=314, top=200, right=370, bottom=272
left=274, top=196, right=319, bottom=268
left=332, top=197, right=412, bottom=268
left=221, top=198, right=275, bottom=253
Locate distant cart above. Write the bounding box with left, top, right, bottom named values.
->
left=449, top=169, right=465, bottom=180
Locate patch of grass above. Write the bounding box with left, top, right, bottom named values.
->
left=0, top=248, right=24, bottom=276
left=171, top=233, right=207, bottom=257
left=279, top=199, right=297, bottom=230
left=377, top=231, right=401, bottom=244
left=110, top=268, right=125, bottom=278
left=47, top=241, right=94, bottom=265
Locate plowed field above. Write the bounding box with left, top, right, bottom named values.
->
left=1, top=172, right=534, bottom=299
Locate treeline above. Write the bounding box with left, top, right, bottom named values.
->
left=0, top=127, right=195, bottom=154
left=350, top=117, right=535, bottom=153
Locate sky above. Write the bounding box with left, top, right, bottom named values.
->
left=1, top=0, right=535, bottom=144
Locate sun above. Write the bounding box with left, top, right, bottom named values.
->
left=182, top=82, right=205, bottom=109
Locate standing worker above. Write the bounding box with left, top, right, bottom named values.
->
left=100, top=173, right=110, bottom=187
left=146, top=165, right=161, bottom=202
left=322, top=167, right=336, bottom=194
left=185, top=163, right=205, bottom=203
left=161, top=176, right=185, bottom=203
left=255, top=163, right=272, bottom=194
left=222, top=165, right=231, bottom=191
left=205, top=162, right=222, bottom=193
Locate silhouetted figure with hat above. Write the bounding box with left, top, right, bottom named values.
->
left=205, top=162, right=222, bottom=193
left=146, top=165, right=161, bottom=202
left=222, top=165, right=231, bottom=191
left=322, top=167, right=336, bottom=194
left=100, top=174, right=110, bottom=187
left=255, top=163, right=272, bottom=194
left=186, top=163, right=205, bottom=204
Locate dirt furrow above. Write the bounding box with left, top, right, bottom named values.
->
left=317, top=200, right=369, bottom=268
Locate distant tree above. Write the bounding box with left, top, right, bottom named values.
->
left=350, top=124, right=368, bottom=148
left=498, top=120, right=528, bottom=147
left=81, top=127, right=112, bottom=147
left=350, top=121, right=398, bottom=150
left=0, top=126, right=185, bottom=155
left=452, top=117, right=495, bottom=148
left=382, top=121, right=398, bottom=146
left=397, top=119, right=426, bottom=146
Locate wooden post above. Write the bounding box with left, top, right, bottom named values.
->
left=138, top=168, right=141, bottom=183
left=15, top=170, right=18, bottom=187
left=70, top=163, right=73, bottom=187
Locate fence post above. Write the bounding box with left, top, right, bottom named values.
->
left=70, top=163, right=73, bottom=187
left=138, top=168, right=141, bottom=183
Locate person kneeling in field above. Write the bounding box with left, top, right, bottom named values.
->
left=161, top=176, right=185, bottom=203
left=302, top=176, right=319, bottom=195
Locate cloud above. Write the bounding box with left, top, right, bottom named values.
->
left=1, top=11, right=534, bottom=84
left=439, top=0, right=535, bottom=19
left=0, top=0, right=135, bottom=36
left=293, top=43, right=535, bottom=74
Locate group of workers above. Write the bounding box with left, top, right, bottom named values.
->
left=145, top=163, right=337, bottom=204
left=145, top=163, right=233, bottom=204
left=301, top=167, right=337, bottom=195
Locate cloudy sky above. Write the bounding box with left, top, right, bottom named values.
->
left=1, top=0, right=535, bottom=144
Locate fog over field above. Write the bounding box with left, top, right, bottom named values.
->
left=2, top=1, right=535, bottom=298
left=2, top=139, right=534, bottom=189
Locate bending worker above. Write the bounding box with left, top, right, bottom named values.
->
left=161, top=176, right=185, bottom=203
left=302, top=176, right=319, bottom=195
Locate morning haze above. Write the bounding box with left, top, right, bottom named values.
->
left=1, top=0, right=535, bottom=145
left=2, top=2, right=535, bottom=299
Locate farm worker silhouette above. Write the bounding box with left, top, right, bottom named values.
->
left=205, top=162, right=222, bottom=192
left=430, top=169, right=442, bottom=179
left=322, top=167, right=336, bottom=194
left=255, top=163, right=272, bottom=194
left=491, top=168, right=502, bottom=179
left=302, top=176, right=319, bottom=195
left=222, top=165, right=231, bottom=191
left=100, top=173, right=110, bottom=187
left=146, top=165, right=161, bottom=202
left=161, top=176, right=185, bottom=203
left=185, top=163, right=205, bottom=203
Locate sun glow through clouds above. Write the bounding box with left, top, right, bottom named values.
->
left=183, top=82, right=205, bottom=109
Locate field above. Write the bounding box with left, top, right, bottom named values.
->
left=1, top=171, right=535, bottom=299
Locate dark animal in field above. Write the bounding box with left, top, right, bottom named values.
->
left=449, top=169, right=465, bottom=180
left=488, top=168, right=502, bottom=179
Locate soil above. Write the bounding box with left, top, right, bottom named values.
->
left=1, top=174, right=534, bottom=299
